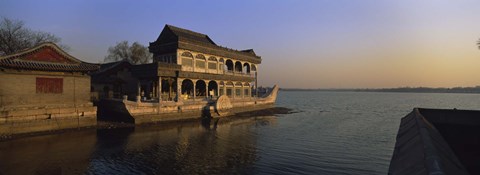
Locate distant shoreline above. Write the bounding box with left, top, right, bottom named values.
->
left=280, top=87, right=480, bottom=94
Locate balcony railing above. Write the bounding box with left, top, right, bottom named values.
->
left=222, top=70, right=255, bottom=77
left=225, top=70, right=234, bottom=75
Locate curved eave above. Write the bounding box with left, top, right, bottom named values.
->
left=0, top=42, right=100, bottom=73
left=0, top=42, right=85, bottom=64
left=0, top=60, right=99, bottom=73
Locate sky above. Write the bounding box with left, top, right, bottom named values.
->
left=2, top=0, right=480, bottom=89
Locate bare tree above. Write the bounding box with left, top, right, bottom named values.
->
left=0, top=17, right=67, bottom=56
left=105, top=41, right=130, bottom=62
left=478, top=38, right=480, bottom=50
left=104, top=41, right=152, bottom=64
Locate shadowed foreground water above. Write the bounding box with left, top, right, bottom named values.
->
left=2, top=91, right=480, bottom=174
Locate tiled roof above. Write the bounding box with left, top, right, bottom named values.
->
left=241, top=49, right=256, bottom=56
left=151, top=25, right=261, bottom=63
left=92, top=60, right=131, bottom=75
left=166, top=24, right=217, bottom=46
left=0, top=42, right=99, bottom=72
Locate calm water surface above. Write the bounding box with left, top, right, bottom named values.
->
left=2, top=91, right=480, bottom=174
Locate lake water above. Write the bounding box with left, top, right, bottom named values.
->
left=2, top=91, right=480, bottom=175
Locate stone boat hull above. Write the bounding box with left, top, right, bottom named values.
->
left=98, top=85, right=279, bottom=124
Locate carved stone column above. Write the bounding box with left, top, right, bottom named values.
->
left=241, top=84, right=244, bottom=98
left=158, top=77, right=162, bottom=102
left=217, top=82, right=220, bottom=97
left=205, top=80, right=209, bottom=99
left=136, top=80, right=141, bottom=102
left=192, top=79, right=197, bottom=101
left=168, top=78, right=174, bottom=101
left=232, top=84, right=235, bottom=100
left=248, top=84, right=251, bottom=98
left=176, top=78, right=182, bottom=102
left=223, top=85, right=226, bottom=97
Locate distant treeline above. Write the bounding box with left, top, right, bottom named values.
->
left=281, top=86, right=480, bottom=94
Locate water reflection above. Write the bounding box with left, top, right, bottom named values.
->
left=0, top=116, right=277, bottom=175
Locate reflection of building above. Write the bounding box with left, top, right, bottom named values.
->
left=0, top=43, right=99, bottom=134
left=116, top=116, right=272, bottom=174
left=93, top=25, right=261, bottom=102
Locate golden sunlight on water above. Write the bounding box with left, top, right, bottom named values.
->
left=2, top=91, right=480, bottom=174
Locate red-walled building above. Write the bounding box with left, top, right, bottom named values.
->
left=0, top=42, right=99, bottom=135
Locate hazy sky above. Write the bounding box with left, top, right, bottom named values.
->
left=2, top=0, right=480, bottom=88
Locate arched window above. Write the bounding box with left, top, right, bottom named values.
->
left=243, top=63, right=251, bottom=74
left=208, top=56, right=217, bottom=61
left=208, top=56, right=217, bottom=70
left=225, top=59, right=234, bottom=72
left=219, top=81, right=225, bottom=96
left=182, top=52, right=193, bottom=57
left=219, top=58, right=225, bottom=71
left=235, top=61, right=242, bottom=73
left=225, top=81, right=234, bottom=97
left=208, top=80, right=218, bottom=97
left=251, top=64, right=257, bottom=72
left=234, top=82, right=243, bottom=97
left=181, top=79, right=194, bottom=99
left=244, top=82, right=250, bottom=97
left=196, top=80, right=207, bottom=97
left=195, top=54, right=206, bottom=69
left=181, top=52, right=193, bottom=67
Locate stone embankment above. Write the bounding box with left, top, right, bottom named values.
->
left=0, top=107, right=293, bottom=141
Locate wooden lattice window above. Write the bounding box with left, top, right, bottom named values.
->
left=226, top=88, right=232, bottom=96
left=36, top=77, right=63, bottom=93
left=182, top=58, right=193, bottom=66
left=235, top=88, right=241, bottom=96
left=195, top=60, right=205, bottom=68
left=208, top=62, right=217, bottom=69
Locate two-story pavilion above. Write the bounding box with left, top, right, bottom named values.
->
left=131, top=25, right=261, bottom=102
left=94, top=25, right=278, bottom=124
